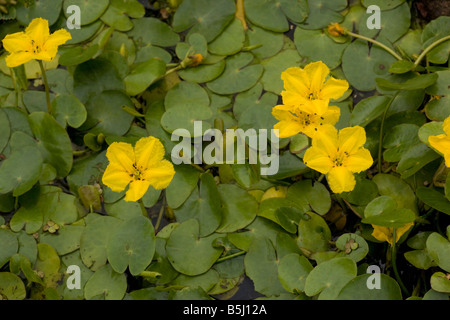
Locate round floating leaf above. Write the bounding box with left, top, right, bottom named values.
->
left=0, top=229, right=18, bottom=268
left=364, top=195, right=397, bottom=218
left=305, top=257, right=357, bottom=300
left=207, top=52, right=264, bottom=95
left=244, top=0, right=308, bottom=32
left=63, top=0, right=109, bottom=26
left=246, top=26, right=284, bottom=59
left=166, top=219, right=223, bottom=276
left=81, top=214, right=123, bottom=271
left=404, top=250, right=434, bottom=270
left=165, top=81, right=210, bottom=110
left=294, top=28, right=349, bottom=69
left=39, top=225, right=84, bottom=256
left=59, top=44, right=99, bottom=67
left=337, top=273, right=402, bottom=300
left=0, top=273, right=26, bottom=300
left=52, top=94, right=87, bottom=129
left=362, top=0, right=405, bottom=10
left=124, top=58, right=166, bottom=96
left=73, top=59, right=124, bottom=104
left=416, top=187, right=450, bottom=216
left=260, top=49, right=303, bottom=94
left=297, top=212, right=332, bottom=255
left=174, top=173, right=222, bottom=237
left=64, top=20, right=103, bottom=45
left=161, top=105, right=212, bottom=137
left=165, top=164, right=200, bottom=209
left=0, top=146, right=42, bottom=197
left=301, top=0, right=346, bottom=30
left=244, top=238, right=287, bottom=296
left=101, top=0, right=145, bottom=32
left=84, top=264, right=127, bottom=300
left=178, top=60, right=226, bottom=83
left=208, top=18, right=245, bottom=56
left=335, top=233, right=369, bottom=262
left=28, top=112, right=73, bottom=178
left=278, top=253, right=313, bottom=293
left=426, top=232, right=450, bottom=272
left=33, top=243, right=61, bottom=289
left=350, top=95, right=390, bottom=128
left=16, top=0, right=63, bottom=26
left=129, top=17, right=180, bottom=47
left=372, top=173, right=417, bottom=214
left=80, top=90, right=135, bottom=136
left=216, top=184, right=258, bottom=233
left=172, top=0, right=236, bottom=42
left=342, top=39, right=397, bottom=92
left=107, top=216, right=156, bottom=276
left=0, top=109, right=10, bottom=153
left=431, top=272, right=450, bottom=293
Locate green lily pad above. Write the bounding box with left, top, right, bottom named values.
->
left=216, top=184, right=258, bottom=233
left=52, top=94, right=87, bottom=129
left=165, top=81, right=210, bottom=110
left=342, top=39, right=397, bottom=92
left=59, top=44, right=99, bottom=67
left=244, top=0, right=308, bottom=32
left=0, top=109, right=10, bottom=153
left=16, top=0, right=63, bottom=26
left=426, top=232, right=450, bottom=272
left=174, top=173, right=222, bottom=237
left=101, top=0, right=145, bottom=32
left=107, top=216, right=156, bottom=276
left=33, top=243, right=61, bottom=289
left=431, top=272, right=450, bottom=293
left=350, top=96, right=390, bottom=127
left=372, top=173, right=417, bottom=214
left=297, top=212, right=331, bottom=255
left=28, top=112, right=73, bottom=178
left=337, top=273, right=402, bottom=300
left=425, top=70, right=450, bottom=121
left=208, top=18, right=245, bottom=56
left=80, top=90, right=135, bottom=136
left=129, top=17, right=180, bottom=47
left=0, top=146, right=42, bottom=197
left=404, top=250, right=435, bottom=270
left=166, top=219, right=224, bottom=276
left=80, top=214, right=123, bottom=271
left=0, top=229, right=18, bottom=268
left=165, top=164, right=200, bottom=209
left=46, top=69, right=74, bottom=96
left=0, top=272, right=26, bottom=300
left=294, top=28, right=349, bottom=70
left=305, top=257, right=357, bottom=300
left=172, top=0, right=236, bottom=42
left=336, top=233, right=369, bottom=262
left=246, top=26, right=284, bottom=59
left=417, top=187, right=450, bottom=217
left=39, top=225, right=85, bottom=256
left=287, top=180, right=331, bottom=215
left=161, top=104, right=212, bottom=137
left=73, top=59, right=124, bottom=104
left=63, top=0, right=109, bottom=26
left=207, top=52, right=264, bottom=95
left=64, top=20, right=103, bottom=45
left=260, top=49, right=303, bottom=94
left=244, top=238, right=287, bottom=296
left=278, top=253, right=314, bottom=293
left=301, top=0, right=347, bottom=30
left=124, top=58, right=166, bottom=96
left=84, top=264, right=127, bottom=300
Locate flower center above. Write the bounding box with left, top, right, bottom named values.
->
left=308, top=92, right=318, bottom=100
left=292, top=110, right=324, bottom=129
left=331, top=151, right=349, bottom=167
left=31, top=40, right=41, bottom=54
left=131, top=164, right=145, bottom=181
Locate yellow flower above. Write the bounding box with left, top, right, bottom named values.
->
left=303, top=125, right=373, bottom=194
left=102, top=137, right=175, bottom=202
left=371, top=223, right=414, bottom=246
left=272, top=104, right=340, bottom=138
left=328, top=23, right=345, bottom=37
left=428, top=116, right=450, bottom=167
left=280, top=61, right=349, bottom=116
left=2, top=17, right=71, bottom=68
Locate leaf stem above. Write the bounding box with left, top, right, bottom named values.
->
left=154, top=197, right=166, bottom=232
left=346, top=30, right=403, bottom=61
left=9, top=68, right=19, bottom=107
left=378, top=93, right=399, bottom=173
left=414, top=35, right=450, bottom=68
left=216, top=250, right=246, bottom=263
left=391, top=227, right=410, bottom=297
left=138, top=198, right=148, bottom=218
left=38, top=60, right=52, bottom=114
